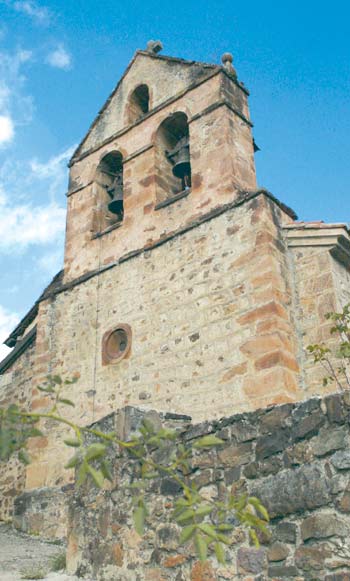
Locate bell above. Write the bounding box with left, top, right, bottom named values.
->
left=171, top=142, right=191, bottom=180
left=107, top=176, right=124, bottom=216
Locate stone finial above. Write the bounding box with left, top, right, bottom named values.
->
left=221, top=52, right=237, bottom=77
left=146, top=40, right=163, bottom=54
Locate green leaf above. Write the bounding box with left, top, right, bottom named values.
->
left=64, top=438, right=81, bottom=448
left=175, top=509, right=195, bottom=524
left=133, top=505, right=145, bottom=535
left=249, top=528, right=260, bottom=547
left=217, top=524, right=234, bottom=532
left=194, top=534, right=208, bottom=562
left=87, top=465, right=104, bottom=488
left=193, top=435, right=224, bottom=448
left=76, top=463, right=88, bottom=487
left=179, top=524, right=196, bottom=544
left=58, top=398, right=75, bottom=407
left=216, top=533, right=231, bottom=545
left=100, top=460, right=113, bottom=482
left=85, top=443, right=107, bottom=461
left=198, top=523, right=217, bottom=539
left=248, top=497, right=269, bottom=521
left=214, top=541, right=226, bottom=564
left=65, top=453, right=81, bottom=469
left=195, top=505, right=213, bottom=518
left=157, top=428, right=176, bottom=440
left=51, top=375, right=62, bottom=385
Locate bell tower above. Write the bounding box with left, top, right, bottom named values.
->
left=63, top=42, right=257, bottom=282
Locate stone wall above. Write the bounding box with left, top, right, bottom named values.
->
left=13, top=485, right=72, bottom=540
left=65, top=69, right=256, bottom=282
left=0, top=342, right=35, bottom=521
left=67, top=393, right=350, bottom=580
left=27, top=194, right=304, bottom=491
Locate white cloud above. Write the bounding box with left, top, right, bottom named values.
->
left=0, top=198, right=66, bottom=250
left=0, top=115, right=14, bottom=145
left=0, top=47, right=34, bottom=139
left=46, top=46, right=72, bottom=70
left=0, top=145, right=75, bottom=252
left=0, top=305, right=20, bottom=361
left=9, top=0, right=50, bottom=24
left=37, top=248, right=63, bottom=274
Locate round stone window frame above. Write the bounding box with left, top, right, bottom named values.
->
left=102, top=324, right=132, bottom=365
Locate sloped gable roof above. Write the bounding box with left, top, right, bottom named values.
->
left=70, top=50, right=220, bottom=164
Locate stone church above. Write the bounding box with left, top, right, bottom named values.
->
left=1, top=43, right=350, bottom=579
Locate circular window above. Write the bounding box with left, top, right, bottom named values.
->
left=102, top=324, right=132, bottom=365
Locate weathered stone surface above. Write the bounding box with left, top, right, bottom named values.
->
left=295, top=544, right=332, bottom=572
left=68, top=394, right=350, bottom=579
left=230, top=419, right=257, bottom=442
left=325, top=574, right=350, bottom=581
left=190, top=561, right=216, bottom=581
left=273, top=522, right=297, bottom=544
left=325, top=394, right=348, bottom=424
left=259, top=405, right=294, bottom=434
left=255, top=429, right=290, bottom=460
left=291, top=409, right=325, bottom=441
left=331, top=450, right=350, bottom=470
left=301, top=513, right=348, bottom=540
left=267, top=564, right=299, bottom=578
left=312, top=427, right=347, bottom=456
left=13, top=486, right=71, bottom=540
left=267, top=542, right=289, bottom=562
left=252, top=463, right=331, bottom=518
left=217, top=442, right=252, bottom=467
left=237, top=547, right=267, bottom=574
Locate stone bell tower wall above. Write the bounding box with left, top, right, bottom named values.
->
left=64, top=71, right=256, bottom=282
left=26, top=192, right=302, bottom=491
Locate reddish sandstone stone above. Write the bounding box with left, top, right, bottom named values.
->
left=163, top=554, right=187, bottom=567
left=238, top=302, right=289, bottom=326
left=191, top=561, right=217, bottom=581
left=112, top=543, right=124, bottom=566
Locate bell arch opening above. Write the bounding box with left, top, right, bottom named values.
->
left=155, top=112, right=191, bottom=203
left=127, top=84, right=150, bottom=124
left=93, top=151, right=124, bottom=233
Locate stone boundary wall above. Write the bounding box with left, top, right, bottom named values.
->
left=0, top=343, right=35, bottom=521
left=67, top=394, right=350, bottom=580
left=13, top=485, right=72, bottom=540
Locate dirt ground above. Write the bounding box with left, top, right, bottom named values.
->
left=0, top=523, right=84, bottom=581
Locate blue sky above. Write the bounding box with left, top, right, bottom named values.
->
left=0, top=0, right=349, bottom=358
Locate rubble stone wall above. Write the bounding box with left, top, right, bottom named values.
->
left=67, top=394, right=350, bottom=580
left=0, top=343, right=35, bottom=521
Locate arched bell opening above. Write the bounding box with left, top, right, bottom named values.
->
left=155, top=112, right=191, bottom=203
left=127, top=84, right=150, bottom=124
left=94, top=151, right=124, bottom=232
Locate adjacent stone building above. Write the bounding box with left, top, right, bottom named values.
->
left=0, top=42, right=349, bottom=575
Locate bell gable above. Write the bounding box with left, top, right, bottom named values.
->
left=71, top=48, right=219, bottom=163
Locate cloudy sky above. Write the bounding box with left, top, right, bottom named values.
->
left=0, top=0, right=349, bottom=359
